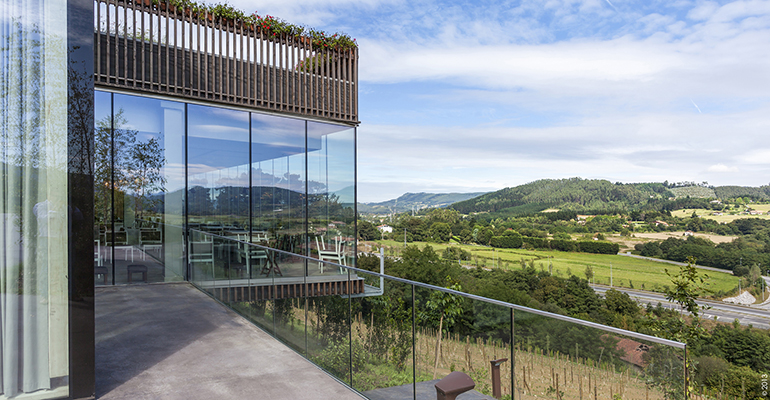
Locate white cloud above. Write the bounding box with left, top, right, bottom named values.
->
left=742, top=149, right=770, bottom=164
left=219, top=0, right=770, bottom=201
left=707, top=163, right=739, bottom=172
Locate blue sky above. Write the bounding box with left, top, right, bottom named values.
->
left=227, top=0, right=770, bottom=202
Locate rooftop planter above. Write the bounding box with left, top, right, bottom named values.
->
left=138, top=0, right=357, bottom=51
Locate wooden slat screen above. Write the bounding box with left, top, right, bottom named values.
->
left=94, top=0, right=359, bottom=125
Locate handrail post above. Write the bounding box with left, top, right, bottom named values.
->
left=490, top=358, right=508, bottom=399
left=379, top=247, right=385, bottom=291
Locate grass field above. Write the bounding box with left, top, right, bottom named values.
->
left=671, top=206, right=770, bottom=223
left=370, top=240, right=740, bottom=297
left=630, top=231, right=738, bottom=244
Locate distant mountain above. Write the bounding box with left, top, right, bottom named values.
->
left=358, top=192, right=487, bottom=214
left=333, top=185, right=355, bottom=205
left=449, top=178, right=673, bottom=214
left=449, top=178, right=770, bottom=216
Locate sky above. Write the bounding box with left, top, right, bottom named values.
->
left=226, top=0, right=770, bottom=202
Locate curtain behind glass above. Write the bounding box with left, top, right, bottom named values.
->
left=0, top=0, right=68, bottom=397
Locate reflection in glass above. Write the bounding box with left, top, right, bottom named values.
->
left=251, top=113, right=306, bottom=255
left=95, top=92, right=186, bottom=284
left=187, top=104, right=250, bottom=233
left=94, top=90, right=112, bottom=285
left=308, top=122, right=356, bottom=273
left=0, top=1, right=70, bottom=397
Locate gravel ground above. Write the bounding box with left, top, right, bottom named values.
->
left=723, top=290, right=756, bottom=305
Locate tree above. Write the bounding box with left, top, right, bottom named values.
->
left=490, top=230, right=522, bottom=248
left=749, top=263, right=761, bottom=286
left=584, top=265, right=594, bottom=282
left=357, top=220, right=378, bottom=241
left=662, top=256, right=711, bottom=349
left=429, top=222, right=452, bottom=243
left=604, top=289, right=639, bottom=317
left=426, top=208, right=460, bottom=225
left=420, top=278, right=464, bottom=379
left=477, top=227, right=494, bottom=245
left=94, top=110, right=137, bottom=225
left=665, top=256, right=709, bottom=319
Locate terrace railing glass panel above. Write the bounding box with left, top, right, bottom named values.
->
left=186, top=232, right=688, bottom=400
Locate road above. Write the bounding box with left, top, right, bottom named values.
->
left=592, top=284, right=770, bottom=329
left=616, top=253, right=734, bottom=275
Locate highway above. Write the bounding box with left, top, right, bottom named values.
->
left=592, top=285, right=770, bottom=330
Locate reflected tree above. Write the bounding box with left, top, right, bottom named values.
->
left=126, top=136, right=165, bottom=220
left=94, top=108, right=166, bottom=224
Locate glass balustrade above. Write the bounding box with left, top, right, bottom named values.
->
left=186, top=231, right=687, bottom=400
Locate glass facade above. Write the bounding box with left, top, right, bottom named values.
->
left=94, top=93, right=187, bottom=285
left=94, top=90, right=357, bottom=286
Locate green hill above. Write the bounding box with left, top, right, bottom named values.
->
left=668, top=186, right=716, bottom=199
left=714, top=185, right=770, bottom=200
left=449, top=178, right=672, bottom=214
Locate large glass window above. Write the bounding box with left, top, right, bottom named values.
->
left=187, top=105, right=250, bottom=231
left=308, top=122, right=356, bottom=271
left=92, top=92, right=357, bottom=285
left=94, top=92, right=185, bottom=285
left=187, top=105, right=250, bottom=282
left=251, top=114, right=306, bottom=254
left=0, top=0, right=70, bottom=398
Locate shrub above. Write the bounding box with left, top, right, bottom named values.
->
left=522, top=236, right=548, bottom=249
left=490, top=233, right=522, bottom=248
left=551, top=239, right=576, bottom=252
left=577, top=241, right=620, bottom=254
left=314, top=338, right=366, bottom=380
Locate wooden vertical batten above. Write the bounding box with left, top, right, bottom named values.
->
left=93, top=0, right=359, bottom=125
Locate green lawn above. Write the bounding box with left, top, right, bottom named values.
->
left=372, top=240, right=739, bottom=296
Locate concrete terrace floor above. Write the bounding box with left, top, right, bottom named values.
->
left=95, top=283, right=364, bottom=400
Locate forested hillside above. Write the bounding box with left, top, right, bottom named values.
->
left=449, top=178, right=770, bottom=216
left=668, top=185, right=716, bottom=198
left=714, top=185, right=770, bottom=200
left=450, top=178, right=672, bottom=214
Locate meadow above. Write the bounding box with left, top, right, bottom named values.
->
left=370, top=240, right=740, bottom=297
left=670, top=205, right=770, bottom=223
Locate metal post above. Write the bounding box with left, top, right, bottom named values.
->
left=490, top=358, right=508, bottom=399
left=379, top=247, right=385, bottom=291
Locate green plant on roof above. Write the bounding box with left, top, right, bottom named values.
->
left=146, top=0, right=357, bottom=51
left=296, top=52, right=333, bottom=72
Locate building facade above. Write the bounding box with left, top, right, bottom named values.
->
left=0, top=0, right=358, bottom=398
